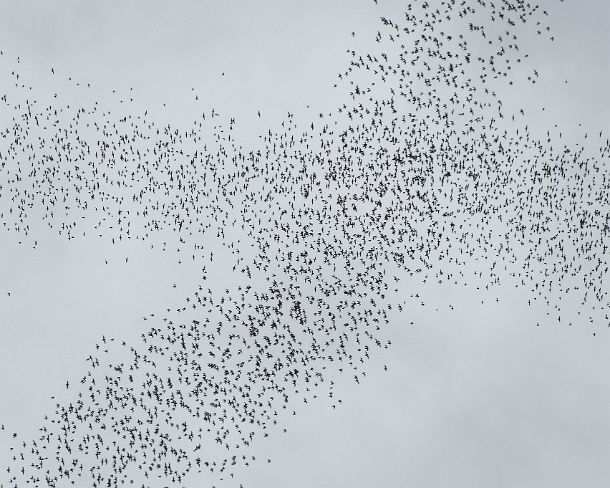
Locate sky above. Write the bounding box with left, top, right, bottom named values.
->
left=1, top=1, right=610, bottom=487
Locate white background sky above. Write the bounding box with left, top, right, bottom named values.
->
left=1, top=1, right=610, bottom=487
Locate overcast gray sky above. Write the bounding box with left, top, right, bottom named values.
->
left=1, top=1, right=610, bottom=487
